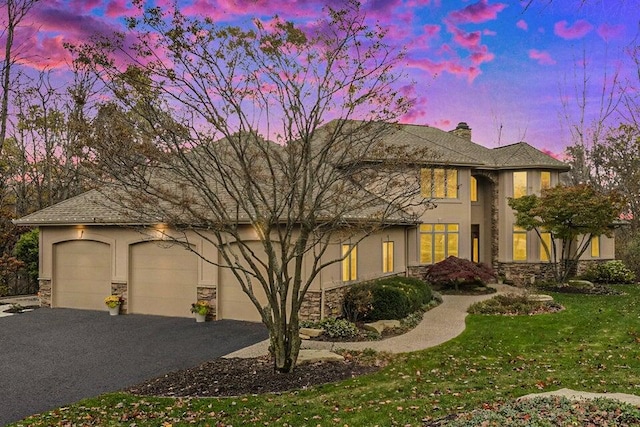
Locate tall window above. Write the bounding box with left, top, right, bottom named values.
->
left=540, top=232, right=552, bottom=262
left=513, top=171, right=527, bottom=198
left=470, top=176, right=478, bottom=202
left=420, top=224, right=459, bottom=264
left=513, top=226, right=527, bottom=261
left=421, top=168, right=458, bottom=199
left=591, top=236, right=600, bottom=258
left=382, top=241, right=394, bottom=273
left=342, top=244, right=357, bottom=281
left=540, top=171, right=551, bottom=191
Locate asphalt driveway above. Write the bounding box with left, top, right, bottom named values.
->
left=0, top=308, right=268, bottom=426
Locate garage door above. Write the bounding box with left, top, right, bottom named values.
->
left=218, top=242, right=268, bottom=322
left=53, top=240, right=111, bottom=310
left=129, top=241, right=198, bottom=317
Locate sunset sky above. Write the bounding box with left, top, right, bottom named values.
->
left=5, top=0, right=639, bottom=156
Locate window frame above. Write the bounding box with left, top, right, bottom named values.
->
left=512, top=226, right=528, bottom=261
left=591, top=236, right=600, bottom=258
left=470, top=176, right=478, bottom=202
left=341, top=244, right=357, bottom=281
left=382, top=241, right=394, bottom=273
left=421, top=168, right=458, bottom=199
left=420, top=223, right=459, bottom=264
left=513, top=171, right=527, bottom=199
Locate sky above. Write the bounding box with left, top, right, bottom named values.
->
left=3, top=0, right=639, bottom=156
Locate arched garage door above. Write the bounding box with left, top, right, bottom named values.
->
left=129, top=241, right=198, bottom=317
left=53, top=240, right=111, bottom=310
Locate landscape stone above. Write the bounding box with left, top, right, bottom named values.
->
left=297, top=349, right=344, bottom=365
left=363, top=321, right=385, bottom=334
left=299, top=333, right=310, bottom=340
left=380, top=320, right=401, bottom=329
left=299, top=327, right=324, bottom=337
left=527, top=294, right=554, bottom=302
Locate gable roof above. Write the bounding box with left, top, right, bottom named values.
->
left=490, top=142, right=568, bottom=169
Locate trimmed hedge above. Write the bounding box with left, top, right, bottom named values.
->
left=343, top=276, right=434, bottom=322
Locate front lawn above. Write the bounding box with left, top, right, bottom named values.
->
left=13, top=285, right=640, bottom=426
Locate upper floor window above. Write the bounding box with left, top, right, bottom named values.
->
left=382, top=241, right=394, bottom=273
left=420, top=223, right=459, bottom=264
left=342, top=244, right=357, bottom=281
left=513, top=171, right=527, bottom=198
left=421, top=168, right=458, bottom=199
left=540, top=171, right=551, bottom=191
left=591, top=236, right=600, bottom=258
left=470, top=176, right=478, bottom=202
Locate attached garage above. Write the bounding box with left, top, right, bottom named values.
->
left=53, top=240, right=112, bottom=311
left=129, top=241, right=199, bottom=317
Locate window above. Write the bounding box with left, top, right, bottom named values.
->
left=421, top=168, right=458, bottom=199
left=342, top=244, right=357, bottom=281
left=470, top=176, right=478, bottom=202
left=382, top=241, right=394, bottom=273
left=540, top=232, right=552, bottom=262
left=420, top=224, right=459, bottom=264
left=513, top=171, right=527, bottom=198
left=513, top=226, right=527, bottom=261
left=591, top=236, right=600, bottom=258
left=540, top=171, right=551, bottom=191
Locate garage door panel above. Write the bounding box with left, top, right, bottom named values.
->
left=53, top=240, right=111, bottom=311
left=129, top=242, right=198, bottom=318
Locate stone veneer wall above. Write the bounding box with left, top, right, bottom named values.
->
left=299, top=286, right=350, bottom=321
left=498, top=259, right=613, bottom=286
left=299, top=290, right=321, bottom=321
left=197, top=285, right=218, bottom=320
left=38, top=278, right=51, bottom=307
left=111, top=282, right=128, bottom=314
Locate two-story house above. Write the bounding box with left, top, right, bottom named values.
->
left=15, top=121, right=614, bottom=321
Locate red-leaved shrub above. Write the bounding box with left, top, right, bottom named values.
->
left=426, top=256, right=496, bottom=290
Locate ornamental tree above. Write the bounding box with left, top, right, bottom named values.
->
left=71, top=2, right=432, bottom=373
left=508, top=184, right=626, bottom=283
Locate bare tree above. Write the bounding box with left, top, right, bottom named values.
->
left=0, top=0, right=39, bottom=157
left=73, top=3, right=431, bottom=372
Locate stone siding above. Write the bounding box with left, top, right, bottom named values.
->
left=38, top=279, right=51, bottom=307
left=299, top=290, right=322, bottom=321
left=197, top=286, right=218, bottom=320
left=497, top=262, right=556, bottom=286
left=324, top=285, right=349, bottom=319
left=111, top=282, right=128, bottom=314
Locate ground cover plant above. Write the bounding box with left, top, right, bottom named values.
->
left=12, top=285, right=640, bottom=426
left=467, top=293, right=564, bottom=316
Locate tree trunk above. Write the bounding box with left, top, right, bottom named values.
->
left=270, top=316, right=302, bottom=373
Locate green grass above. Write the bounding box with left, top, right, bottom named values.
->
left=13, top=286, right=640, bottom=426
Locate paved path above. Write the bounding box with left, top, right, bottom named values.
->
left=225, top=284, right=521, bottom=358
left=1, top=309, right=267, bottom=426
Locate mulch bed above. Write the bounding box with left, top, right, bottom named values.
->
left=536, top=284, right=625, bottom=295
left=125, top=355, right=381, bottom=398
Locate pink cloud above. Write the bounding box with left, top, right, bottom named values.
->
left=447, top=0, right=507, bottom=25
left=432, top=119, right=452, bottom=129
left=483, top=29, right=496, bottom=36
left=554, top=20, right=593, bottom=40
left=529, top=49, right=556, bottom=65
left=105, top=0, right=138, bottom=18
left=450, top=27, right=482, bottom=50
left=407, top=57, right=481, bottom=82
left=516, top=19, right=528, bottom=31
left=597, top=23, right=624, bottom=41
left=470, top=45, right=494, bottom=65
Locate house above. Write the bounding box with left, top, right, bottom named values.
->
left=14, top=121, right=615, bottom=321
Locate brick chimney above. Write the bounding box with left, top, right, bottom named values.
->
left=450, top=122, right=472, bottom=140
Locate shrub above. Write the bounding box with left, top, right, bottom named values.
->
left=14, top=229, right=39, bottom=286
left=426, top=256, right=496, bottom=290
left=343, top=277, right=434, bottom=322
left=318, top=318, right=359, bottom=339
left=468, top=293, right=563, bottom=315
left=582, top=260, right=636, bottom=284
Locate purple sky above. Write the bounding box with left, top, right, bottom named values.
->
left=3, top=0, right=638, bottom=156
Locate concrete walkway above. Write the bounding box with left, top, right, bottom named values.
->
left=225, top=284, right=520, bottom=358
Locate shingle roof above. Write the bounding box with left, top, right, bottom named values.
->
left=14, top=121, right=568, bottom=226
left=12, top=190, right=152, bottom=226
left=375, top=123, right=568, bottom=170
